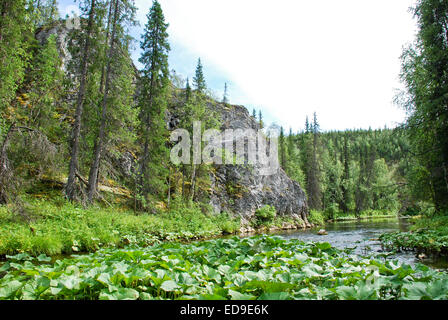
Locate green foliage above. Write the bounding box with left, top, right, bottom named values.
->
left=0, top=197, right=241, bottom=257
left=397, top=0, right=448, bottom=212
left=1, top=236, right=448, bottom=300
left=193, top=58, right=206, bottom=93
left=288, top=127, right=409, bottom=217
left=254, top=205, right=276, bottom=226
left=308, top=210, right=325, bottom=226
left=137, top=0, right=171, bottom=206
left=380, top=214, right=448, bottom=256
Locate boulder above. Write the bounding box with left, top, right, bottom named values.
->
left=318, top=229, right=328, bottom=236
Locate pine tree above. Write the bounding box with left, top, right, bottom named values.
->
left=66, top=0, right=98, bottom=201
left=340, top=135, right=351, bottom=213
left=87, top=0, right=137, bottom=202
left=222, top=82, right=229, bottom=104
left=185, top=77, right=191, bottom=102
left=137, top=0, right=171, bottom=207
left=305, top=116, right=310, bottom=134
left=279, top=126, right=286, bottom=170
left=32, top=0, right=59, bottom=27
left=193, top=58, right=206, bottom=94
left=307, top=112, right=322, bottom=210
left=258, top=110, right=263, bottom=128
left=399, top=0, right=448, bottom=212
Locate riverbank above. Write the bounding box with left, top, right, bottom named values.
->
left=0, top=196, right=311, bottom=258
left=0, top=196, right=240, bottom=257
left=379, top=215, right=448, bottom=258
left=1, top=235, right=448, bottom=300
left=308, top=209, right=401, bottom=226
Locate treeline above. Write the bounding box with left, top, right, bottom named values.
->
left=276, top=0, right=448, bottom=218
left=0, top=0, right=219, bottom=212
left=277, top=114, right=419, bottom=217
left=397, top=0, right=448, bottom=214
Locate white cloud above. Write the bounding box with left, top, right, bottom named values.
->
left=120, top=0, right=418, bottom=131
left=140, top=0, right=418, bottom=132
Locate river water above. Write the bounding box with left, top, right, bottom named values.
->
left=270, top=218, right=448, bottom=270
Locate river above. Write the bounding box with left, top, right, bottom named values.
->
left=270, top=218, right=448, bottom=270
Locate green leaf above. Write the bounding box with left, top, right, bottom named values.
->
left=258, top=292, right=290, bottom=300
left=99, top=288, right=140, bottom=300
left=229, top=289, right=256, bottom=300
left=37, top=254, right=52, bottom=262
left=0, top=280, right=23, bottom=299
left=160, top=280, right=181, bottom=292
left=198, top=294, right=227, bottom=300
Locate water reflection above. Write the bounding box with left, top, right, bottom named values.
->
left=270, top=218, right=448, bottom=270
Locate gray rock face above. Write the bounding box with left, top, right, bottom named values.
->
left=204, top=103, right=310, bottom=227
left=35, top=21, right=310, bottom=227
left=35, top=23, right=72, bottom=73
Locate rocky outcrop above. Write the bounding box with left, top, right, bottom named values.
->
left=205, top=103, right=310, bottom=228
left=35, top=21, right=311, bottom=228
left=35, top=23, right=72, bottom=73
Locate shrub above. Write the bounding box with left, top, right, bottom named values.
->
left=254, top=205, right=277, bottom=226
left=309, top=210, right=325, bottom=226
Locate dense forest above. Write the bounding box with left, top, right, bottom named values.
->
left=0, top=0, right=221, bottom=213
left=275, top=121, right=411, bottom=218
left=1, top=0, right=447, bottom=220
left=1, top=0, right=448, bottom=302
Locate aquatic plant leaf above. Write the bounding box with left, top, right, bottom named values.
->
left=160, top=280, right=181, bottom=292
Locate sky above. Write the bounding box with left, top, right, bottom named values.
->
left=59, top=0, right=418, bottom=132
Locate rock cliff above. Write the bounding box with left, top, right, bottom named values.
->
left=206, top=103, right=311, bottom=229
left=36, top=23, right=311, bottom=229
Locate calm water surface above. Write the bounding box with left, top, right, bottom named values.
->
left=271, top=218, right=448, bottom=270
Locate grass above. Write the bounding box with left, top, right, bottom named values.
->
left=0, top=196, right=241, bottom=257
left=1, top=235, right=448, bottom=300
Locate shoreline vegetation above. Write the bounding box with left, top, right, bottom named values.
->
left=379, top=215, right=448, bottom=259
left=1, top=236, right=448, bottom=300
left=0, top=191, right=408, bottom=259
left=0, top=195, right=312, bottom=258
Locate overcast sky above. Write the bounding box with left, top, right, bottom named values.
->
left=59, top=0, right=418, bottom=132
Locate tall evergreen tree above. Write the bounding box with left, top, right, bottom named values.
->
left=185, top=77, right=191, bottom=102
left=279, top=126, right=286, bottom=170
left=193, top=58, right=206, bottom=94
left=222, top=82, right=229, bottom=104
left=137, top=0, right=171, bottom=207
left=399, top=0, right=448, bottom=212
left=87, top=0, right=137, bottom=202
left=258, top=110, right=263, bottom=128
left=66, top=0, right=98, bottom=201
left=340, top=135, right=351, bottom=213
left=307, top=112, right=322, bottom=210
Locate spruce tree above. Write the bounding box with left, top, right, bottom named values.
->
left=399, top=0, right=448, bottom=212
left=66, top=0, right=98, bottom=201
left=87, top=0, right=137, bottom=202
left=279, top=126, right=286, bottom=170
left=193, top=58, right=206, bottom=94
left=137, top=0, right=171, bottom=207
left=222, top=82, right=229, bottom=104
left=185, top=77, right=191, bottom=102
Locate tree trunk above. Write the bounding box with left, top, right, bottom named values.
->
left=0, top=123, right=16, bottom=204
left=99, top=0, right=114, bottom=94
left=87, top=0, right=119, bottom=203
left=0, top=1, right=9, bottom=44
left=190, top=164, right=196, bottom=201
left=66, top=0, right=96, bottom=201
